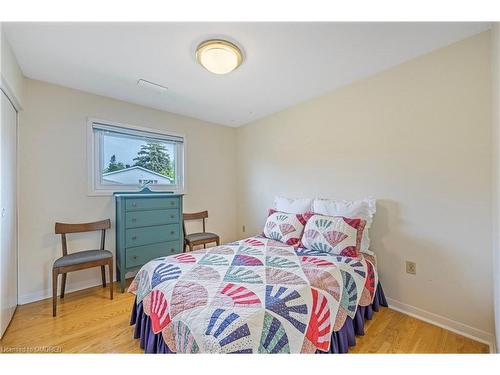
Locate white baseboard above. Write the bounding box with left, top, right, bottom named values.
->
left=18, top=278, right=105, bottom=305
left=386, top=297, right=497, bottom=353
left=19, top=270, right=139, bottom=305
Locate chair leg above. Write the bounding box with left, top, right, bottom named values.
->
left=108, top=260, right=113, bottom=300
left=52, top=269, right=58, bottom=317
left=203, top=243, right=206, bottom=249
left=101, top=265, right=106, bottom=287
left=60, top=273, right=67, bottom=299
left=216, top=238, right=220, bottom=246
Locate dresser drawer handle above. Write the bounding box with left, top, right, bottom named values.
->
left=170, top=201, right=175, bottom=205
left=170, top=215, right=175, bottom=219
left=170, top=231, right=175, bottom=235
left=170, top=248, right=175, bottom=252
left=132, top=236, right=137, bottom=240
left=133, top=256, right=138, bottom=259
left=131, top=218, right=137, bottom=222
left=131, top=202, right=137, bottom=207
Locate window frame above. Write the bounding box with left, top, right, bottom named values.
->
left=86, top=118, right=186, bottom=196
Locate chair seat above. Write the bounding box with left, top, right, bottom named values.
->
left=53, top=249, right=112, bottom=268
left=185, top=232, right=219, bottom=243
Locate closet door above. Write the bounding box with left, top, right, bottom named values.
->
left=0, top=90, right=18, bottom=338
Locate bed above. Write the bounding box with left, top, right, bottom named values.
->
left=128, top=235, right=388, bottom=353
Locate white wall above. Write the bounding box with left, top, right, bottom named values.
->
left=18, top=78, right=238, bottom=304
left=236, top=32, right=494, bottom=344
left=0, top=25, right=24, bottom=109
left=10, top=26, right=497, bottom=348
left=492, top=23, right=500, bottom=353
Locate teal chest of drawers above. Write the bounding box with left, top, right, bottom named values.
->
left=114, top=188, right=184, bottom=292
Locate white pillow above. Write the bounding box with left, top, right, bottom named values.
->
left=312, top=197, right=376, bottom=252
left=274, top=196, right=313, bottom=214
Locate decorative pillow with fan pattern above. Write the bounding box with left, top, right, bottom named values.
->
left=262, top=209, right=307, bottom=246
left=299, top=213, right=366, bottom=257
left=312, top=197, right=375, bottom=253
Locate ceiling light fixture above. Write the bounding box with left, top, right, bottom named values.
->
left=196, top=39, right=243, bottom=75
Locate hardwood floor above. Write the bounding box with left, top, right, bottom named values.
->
left=349, top=308, right=489, bottom=354
left=0, top=282, right=489, bottom=354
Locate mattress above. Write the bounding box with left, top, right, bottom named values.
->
left=128, top=235, right=384, bottom=353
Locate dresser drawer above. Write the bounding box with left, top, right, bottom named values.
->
left=125, top=224, right=180, bottom=247
left=125, top=209, right=179, bottom=228
left=125, top=241, right=181, bottom=268
left=126, top=197, right=179, bottom=211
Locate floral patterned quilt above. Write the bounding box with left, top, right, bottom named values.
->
left=128, top=236, right=378, bottom=353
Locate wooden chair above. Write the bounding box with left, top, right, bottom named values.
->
left=53, top=219, right=113, bottom=317
left=183, top=211, right=220, bottom=252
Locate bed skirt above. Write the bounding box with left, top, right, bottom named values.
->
left=129, top=282, right=388, bottom=354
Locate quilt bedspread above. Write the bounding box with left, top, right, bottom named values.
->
left=128, top=236, right=379, bottom=353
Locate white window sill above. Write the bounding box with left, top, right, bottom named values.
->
left=87, top=187, right=186, bottom=197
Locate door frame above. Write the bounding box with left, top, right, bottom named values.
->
left=1, top=85, right=20, bottom=338
left=0, top=76, right=22, bottom=112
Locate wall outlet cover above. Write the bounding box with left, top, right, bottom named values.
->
left=406, top=261, right=417, bottom=275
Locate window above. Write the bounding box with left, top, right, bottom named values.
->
left=87, top=119, right=184, bottom=195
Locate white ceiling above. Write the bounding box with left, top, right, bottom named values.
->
left=4, top=22, right=491, bottom=127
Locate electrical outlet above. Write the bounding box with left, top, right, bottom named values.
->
left=406, top=261, right=416, bottom=275
left=242, top=225, right=246, bottom=233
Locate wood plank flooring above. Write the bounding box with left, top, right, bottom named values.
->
left=0, top=281, right=489, bottom=354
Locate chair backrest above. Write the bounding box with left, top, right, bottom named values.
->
left=55, top=219, right=111, bottom=256
left=183, top=211, right=208, bottom=235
